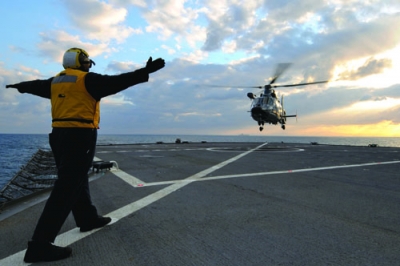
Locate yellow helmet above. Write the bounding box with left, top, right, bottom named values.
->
left=62, top=47, right=93, bottom=69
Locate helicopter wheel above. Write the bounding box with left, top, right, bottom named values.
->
left=281, top=125, right=286, bottom=130
left=259, top=127, right=263, bottom=132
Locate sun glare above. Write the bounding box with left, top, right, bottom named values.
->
left=346, top=98, right=400, bottom=112
left=332, top=121, right=400, bottom=137
left=294, top=121, right=400, bottom=137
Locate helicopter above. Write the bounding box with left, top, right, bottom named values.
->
left=211, top=63, right=328, bottom=131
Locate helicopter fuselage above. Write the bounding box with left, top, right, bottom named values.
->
left=248, top=88, right=291, bottom=131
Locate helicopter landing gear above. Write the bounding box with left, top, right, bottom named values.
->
left=281, top=125, right=286, bottom=130
left=258, top=121, right=264, bottom=131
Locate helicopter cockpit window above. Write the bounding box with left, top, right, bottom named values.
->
left=255, top=98, right=263, bottom=106
left=262, top=97, right=275, bottom=108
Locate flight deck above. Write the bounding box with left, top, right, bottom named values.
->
left=0, top=142, right=399, bottom=265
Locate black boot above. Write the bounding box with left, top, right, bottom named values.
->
left=80, top=216, right=112, bottom=232
left=24, top=241, right=72, bottom=263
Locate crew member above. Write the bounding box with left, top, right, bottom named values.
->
left=6, top=47, right=165, bottom=263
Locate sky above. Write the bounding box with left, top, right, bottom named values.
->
left=1, top=0, right=400, bottom=137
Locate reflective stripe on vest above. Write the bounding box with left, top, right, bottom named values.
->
left=52, top=74, right=78, bottom=84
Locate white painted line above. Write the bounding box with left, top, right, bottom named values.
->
left=94, top=156, right=146, bottom=186
left=206, top=147, right=304, bottom=153
left=110, top=169, right=147, bottom=187
left=0, top=218, right=120, bottom=266
left=199, top=160, right=400, bottom=181
left=128, top=160, right=400, bottom=187
left=0, top=251, right=26, bottom=266
left=55, top=217, right=120, bottom=247
left=0, top=143, right=267, bottom=265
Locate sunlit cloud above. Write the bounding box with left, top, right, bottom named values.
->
left=338, top=57, right=392, bottom=80
left=36, top=31, right=111, bottom=63
left=174, top=112, right=222, bottom=122
left=62, top=0, right=139, bottom=43
left=346, top=97, right=400, bottom=111
left=332, top=44, right=400, bottom=90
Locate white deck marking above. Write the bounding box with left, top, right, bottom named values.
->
left=94, top=156, right=147, bottom=186
left=0, top=143, right=267, bottom=266
left=196, top=160, right=400, bottom=182
left=111, top=169, right=147, bottom=187
left=95, top=156, right=142, bottom=188
left=106, top=160, right=400, bottom=188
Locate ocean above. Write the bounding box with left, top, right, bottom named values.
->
left=1, top=133, right=400, bottom=189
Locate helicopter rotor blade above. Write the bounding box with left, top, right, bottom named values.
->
left=272, top=80, right=328, bottom=88
left=205, top=85, right=263, bottom=89
left=269, top=63, right=292, bottom=85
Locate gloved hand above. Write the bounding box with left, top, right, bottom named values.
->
left=145, top=57, right=165, bottom=74
left=6, top=84, right=19, bottom=89
left=6, top=83, right=27, bottom=93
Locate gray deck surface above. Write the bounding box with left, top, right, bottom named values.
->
left=0, top=142, right=399, bottom=265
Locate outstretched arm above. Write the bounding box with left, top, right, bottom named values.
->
left=85, top=57, right=165, bottom=100
left=6, top=78, right=53, bottom=99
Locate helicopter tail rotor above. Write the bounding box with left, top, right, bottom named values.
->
left=291, top=110, right=298, bottom=122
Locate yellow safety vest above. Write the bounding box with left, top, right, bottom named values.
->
left=51, top=69, right=100, bottom=128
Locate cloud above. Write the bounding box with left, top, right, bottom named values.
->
left=36, top=31, right=111, bottom=63
left=106, top=60, right=143, bottom=73
left=202, top=2, right=261, bottom=52
left=109, top=0, right=147, bottom=8
left=61, top=0, right=140, bottom=43
left=142, top=1, right=206, bottom=40
left=298, top=92, right=400, bottom=127
left=200, top=3, right=400, bottom=84
left=313, top=13, right=400, bottom=64
left=102, top=94, right=134, bottom=106
left=0, top=63, right=51, bottom=133
left=161, top=44, right=177, bottom=55
left=338, top=57, right=392, bottom=80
